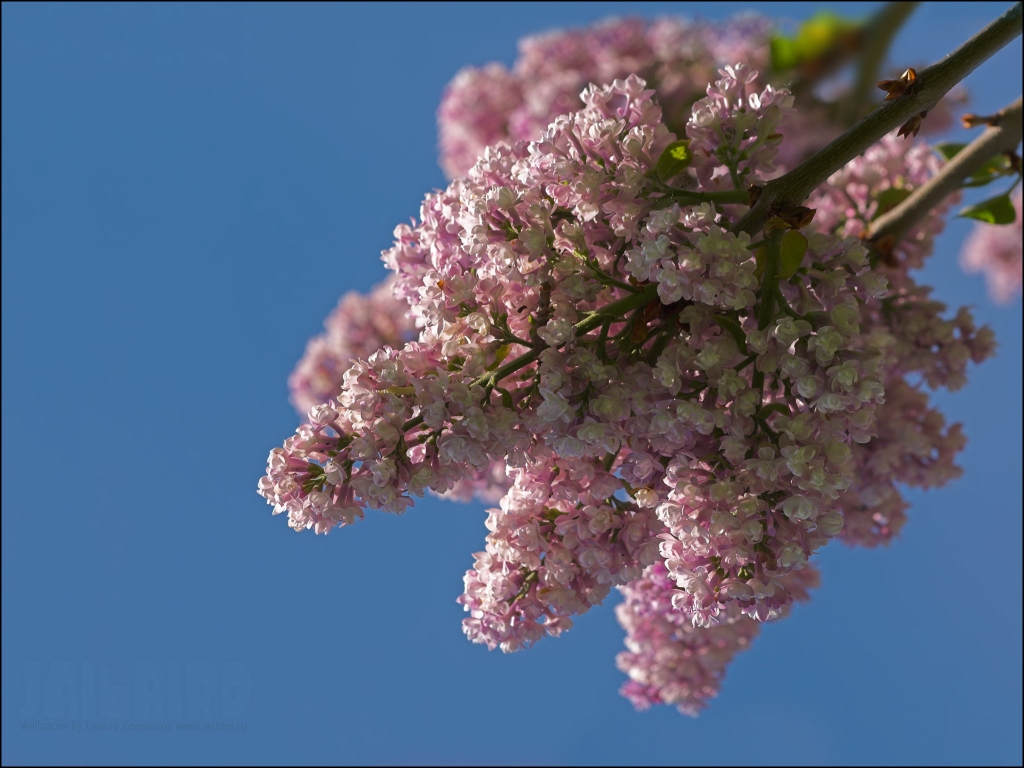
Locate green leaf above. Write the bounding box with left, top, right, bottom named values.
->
left=770, top=12, right=859, bottom=71
left=655, top=140, right=693, bottom=180
left=795, top=12, right=853, bottom=60
left=870, top=187, right=913, bottom=221
left=770, top=36, right=801, bottom=71
left=961, top=175, right=1002, bottom=189
left=935, top=143, right=1015, bottom=189
left=779, top=230, right=808, bottom=279
left=753, top=245, right=768, bottom=281
left=711, top=315, right=749, bottom=354
left=958, top=193, right=1017, bottom=225
left=934, top=142, right=967, bottom=161
left=962, top=155, right=1015, bottom=188
left=486, top=344, right=512, bottom=371
left=755, top=403, right=790, bottom=420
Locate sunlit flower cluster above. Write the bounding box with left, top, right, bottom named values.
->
left=436, top=15, right=775, bottom=179
left=616, top=561, right=818, bottom=715
left=807, top=134, right=996, bottom=545
left=263, top=54, right=995, bottom=714
left=289, top=276, right=417, bottom=415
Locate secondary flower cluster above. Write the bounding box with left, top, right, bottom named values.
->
left=435, top=14, right=967, bottom=183
left=291, top=14, right=974, bottom=434
left=436, top=15, right=775, bottom=179
left=264, top=63, right=994, bottom=715
left=616, top=561, right=819, bottom=716
left=293, top=13, right=988, bottom=458
left=806, top=133, right=996, bottom=546
left=289, top=276, right=417, bottom=415
left=460, top=453, right=662, bottom=652
left=960, top=187, right=1023, bottom=304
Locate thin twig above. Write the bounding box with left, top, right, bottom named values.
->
left=869, top=96, right=1023, bottom=244
left=733, top=2, right=1023, bottom=236
left=842, top=2, right=921, bottom=125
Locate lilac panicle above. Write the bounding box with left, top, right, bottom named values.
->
left=262, top=60, right=995, bottom=716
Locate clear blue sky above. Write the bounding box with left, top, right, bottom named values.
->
left=2, top=2, right=1021, bottom=765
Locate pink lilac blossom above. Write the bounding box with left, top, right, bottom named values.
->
left=288, top=276, right=511, bottom=503
left=685, top=62, right=792, bottom=191
left=809, top=133, right=953, bottom=272
left=289, top=276, right=418, bottom=414
left=616, top=561, right=818, bottom=716
left=806, top=132, right=996, bottom=546
left=460, top=453, right=661, bottom=652
left=304, top=12, right=970, bottom=498
left=261, top=69, right=994, bottom=714
left=265, top=71, right=878, bottom=628
left=437, top=15, right=976, bottom=181
left=437, top=15, right=775, bottom=179
left=960, top=187, right=1023, bottom=304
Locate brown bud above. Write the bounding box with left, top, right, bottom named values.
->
left=897, top=111, right=927, bottom=139
left=960, top=112, right=1003, bottom=129
left=748, top=184, right=762, bottom=206
left=767, top=204, right=816, bottom=229
left=784, top=206, right=816, bottom=229
left=877, top=67, right=918, bottom=101
left=641, top=301, right=661, bottom=324
left=871, top=234, right=898, bottom=267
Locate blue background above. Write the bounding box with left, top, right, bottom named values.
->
left=2, top=2, right=1021, bottom=765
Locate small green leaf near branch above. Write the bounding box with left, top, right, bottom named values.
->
left=959, top=193, right=1018, bottom=224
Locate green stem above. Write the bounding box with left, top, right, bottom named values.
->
left=585, top=261, right=639, bottom=293
left=575, top=283, right=660, bottom=335
left=750, top=231, right=784, bottom=408
left=463, top=284, right=660, bottom=393
left=401, top=414, right=425, bottom=433
left=473, top=348, right=541, bottom=389
left=734, top=354, right=758, bottom=372
left=757, top=231, right=784, bottom=331
left=596, top=318, right=612, bottom=362
left=602, top=449, right=620, bottom=472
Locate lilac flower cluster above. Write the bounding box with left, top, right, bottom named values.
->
left=807, top=134, right=996, bottom=546
left=960, top=188, right=1023, bottom=304
left=435, top=14, right=965, bottom=184
left=460, top=453, right=661, bottom=652
left=437, top=15, right=775, bottom=179
left=288, top=277, right=509, bottom=503
left=616, top=561, right=818, bottom=716
left=263, top=64, right=993, bottom=714
left=289, top=276, right=418, bottom=415
left=283, top=12, right=963, bottom=491
left=289, top=14, right=971, bottom=506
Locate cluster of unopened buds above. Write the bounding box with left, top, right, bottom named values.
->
left=262, top=15, right=1002, bottom=716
